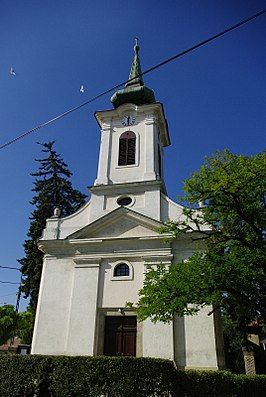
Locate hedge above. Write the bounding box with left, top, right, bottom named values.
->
left=0, top=355, right=52, bottom=397
left=0, top=355, right=266, bottom=397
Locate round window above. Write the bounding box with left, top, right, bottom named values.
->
left=117, top=196, right=132, bottom=206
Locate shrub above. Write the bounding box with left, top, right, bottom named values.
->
left=174, top=369, right=266, bottom=397
left=49, top=356, right=176, bottom=397
left=0, top=355, right=51, bottom=397
left=0, top=355, right=266, bottom=397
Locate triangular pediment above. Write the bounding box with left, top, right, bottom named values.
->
left=67, top=207, right=165, bottom=240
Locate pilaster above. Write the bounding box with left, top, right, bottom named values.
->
left=144, top=115, right=157, bottom=181
left=95, top=124, right=112, bottom=185
left=65, top=259, right=100, bottom=355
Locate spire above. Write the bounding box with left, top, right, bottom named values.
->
left=125, top=37, right=144, bottom=87
left=111, top=38, right=155, bottom=109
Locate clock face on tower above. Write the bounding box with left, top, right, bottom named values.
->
left=121, top=115, right=136, bottom=126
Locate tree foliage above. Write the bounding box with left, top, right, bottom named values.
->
left=19, top=142, right=87, bottom=314
left=135, top=150, right=266, bottom=330
left=0, top=304, right=33, bottom=345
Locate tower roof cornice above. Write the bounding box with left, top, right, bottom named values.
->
left=94, top=102, right=170, bottom=147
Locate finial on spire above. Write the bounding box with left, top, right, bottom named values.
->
left=134, top=37, right=139, bottom=55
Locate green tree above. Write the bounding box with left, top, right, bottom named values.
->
left=0, top=304, right=33, bottom=345
left=19, top=142, right=87, bottom=315
left=135, top=149, right=266, bottom=332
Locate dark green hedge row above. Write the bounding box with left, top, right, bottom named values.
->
left=175, top=369, right=266, bottom=397
left=0, top=355, right=266, bottom=397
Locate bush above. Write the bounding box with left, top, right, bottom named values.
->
left=0, top=355, right=266, bottom=397
left=0, top=355, right=52, bottom=397
left=174, top=369, right=266, bottom=397
left=49, top=356, right=176, bottom=397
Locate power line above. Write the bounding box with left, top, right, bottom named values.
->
left=0, top=9, right=265, bottom=151
left=0, top=265, right=20, bottom=271
left=140, top=9, right=266, bottom=80
left=0, top=280, right=20, bottom=285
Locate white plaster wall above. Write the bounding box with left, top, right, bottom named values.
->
left=106, top=113, right=160, bottom=185
left=95, top=125, right=112, bottom=186
left=31, top=258, right=74, bottom=354
left=66, top=263, right=99, bottom=355
left=42, top=200, right=91, bottom=240
left=173, top=316, right=186, bottom=367
left=99, top=259, right=144, bottom=308
left=42, top=185, right=169, bottom=243
left=104, top=193, right=144, bottom=211
left=142, top=318, right=174, bottom=360
left=144, top=189, right=161, bottom=220
left=171, top=241, right=220, bottom=369
left=88, top=194, right=106, bottom=224
left=85, top=184, right=165, bottom=231
left=160, top=193, right=185, bottom=223
left=32, top=257, right=101, bottom=356
left=89, top=220, right=158, bottom=239
left=174, top=310, right=220, bottom=370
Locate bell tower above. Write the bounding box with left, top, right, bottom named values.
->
left=94, top=39, right=170, bottom=188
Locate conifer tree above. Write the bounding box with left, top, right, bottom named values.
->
left=19, top=141, right=87, bottom=314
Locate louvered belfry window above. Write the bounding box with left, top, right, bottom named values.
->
left=118, top=131, right=136, bottom=166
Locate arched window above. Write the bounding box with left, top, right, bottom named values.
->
left=118, top=131, right=136, bottom=166
left=114, top=263, right=130, bottom=277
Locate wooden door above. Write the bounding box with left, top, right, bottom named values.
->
left=104, top=316, right=136, bottom=356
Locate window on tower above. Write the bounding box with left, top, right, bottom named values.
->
left=118, top=131, right=136, bottom=166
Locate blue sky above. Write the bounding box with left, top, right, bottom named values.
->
left=0, top=1, right=265, bottom=311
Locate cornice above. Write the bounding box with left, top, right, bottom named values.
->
left=94, top=102, right=170, bottom=147
left=89, top=179, right=166, bottom=194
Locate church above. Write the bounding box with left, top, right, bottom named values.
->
left=31, top=41, right=225, bottom=370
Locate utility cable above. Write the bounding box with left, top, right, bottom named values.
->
left=0, top=265, right=20, bottom=271
left=0, top=9, right=265, bottom=151
left=140, top=9, right=266, bottom=80
left=0, top=280, right=21, bottom=285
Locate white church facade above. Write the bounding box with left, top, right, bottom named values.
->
left=31, top=41, right=225, bottom=370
